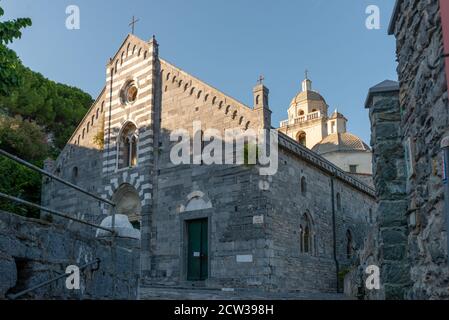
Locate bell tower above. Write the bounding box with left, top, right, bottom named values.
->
left=253, top=76, right=271, bottom=129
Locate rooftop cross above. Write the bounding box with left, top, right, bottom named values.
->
left=129, top=16, right=140, bottom=35
left=305, top=69, right=309, bottom=80
left=257, top=75, right=265, bottom=85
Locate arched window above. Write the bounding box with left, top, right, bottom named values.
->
left=346, top=230, right=353, bottom=259
left=296, top=131, right=306, bottom=146
left=71, top=166, right=78, bottom=183
left=298, top=110, right=305, bottom=116
left=301, top=176, right=307, bottom=196
left=300, top=213, right=313, bottom=254
left=118, top=123, right=138, bottom=169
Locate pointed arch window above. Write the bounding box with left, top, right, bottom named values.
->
left=301, top=176, right=307, bottom=196
left=118, top=123, right=138, bottom=169
left=346, top=230, right=353, bottom=259
left=300, top=212, right=313, bottom=255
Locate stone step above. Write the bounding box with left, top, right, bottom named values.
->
left=138, top=285, right=351, bottom=300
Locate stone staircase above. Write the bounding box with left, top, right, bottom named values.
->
left=138, top=285, right=350, bottom=300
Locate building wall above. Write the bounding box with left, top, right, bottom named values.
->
left=145, top=60, right=271, bottom=288
left=390, top=0, right=449, bottom=299
left=0, top=210, right=139, bottom=299
left=41, top=34, right=376, bottom=293
left=321, top=151, right=373, bottom=175
left=41, top=90, right=107, bottom=230
left=265, top=136, right=375, bottom=292
left=279, top=118, right=327, bottom=149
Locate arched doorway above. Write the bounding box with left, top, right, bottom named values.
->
left=112, top=183, right=141, bottom=229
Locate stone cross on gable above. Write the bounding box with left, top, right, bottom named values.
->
left=129, top=16, right=140, bottom=35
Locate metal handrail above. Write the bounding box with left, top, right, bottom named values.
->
left=0, top=148, right=119, bottom=298
left=0, top=192, right=115, bottom=234
left=0, top=149, right=115, bottom=207
left=6, top=258, right=101, bottom=300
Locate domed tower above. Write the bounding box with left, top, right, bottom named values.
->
left=279, top=72, right=329, bottom=149
left=313, top=109, right=373, bottom=178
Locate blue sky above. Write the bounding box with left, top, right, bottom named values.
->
left=3, top=0, right=397, bottom=143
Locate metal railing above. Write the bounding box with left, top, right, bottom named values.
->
left=0, top=148, right=119, bottom=298
left=6, top=259, right=101, bottom=300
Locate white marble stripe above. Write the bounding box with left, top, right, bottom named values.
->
left=113, top=63, right=153, bottom=83
left=103, top=151, right=117, bottom=158
left=138, top=146, right=153, bottom=154
left=141, top=183, right=153, bottom=190
left=139, top=130, right=154, bottom=138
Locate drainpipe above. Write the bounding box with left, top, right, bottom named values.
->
left=441, top=136, right=449, bottom=262
left=330, top=176, right=340, bottom=292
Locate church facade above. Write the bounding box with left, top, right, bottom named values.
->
left=42, top=34, right=375, bottom=293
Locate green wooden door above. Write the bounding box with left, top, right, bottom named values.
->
left=187, top=219, right=208, bottom=281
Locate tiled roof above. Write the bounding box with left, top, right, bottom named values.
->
left=312, top=133, right=371, bottom=155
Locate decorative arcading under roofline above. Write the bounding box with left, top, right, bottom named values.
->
left=278, top=132, right=376, bottom=197
left=159, top=59, right=256, bottom=117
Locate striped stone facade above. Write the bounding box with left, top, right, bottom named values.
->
left=42, top=34, right=375, bottom=293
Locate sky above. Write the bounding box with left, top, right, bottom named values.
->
left=2, top=0, right=398, bottom=143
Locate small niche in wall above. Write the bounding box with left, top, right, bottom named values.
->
left=6, top=257, right=33, bottom=297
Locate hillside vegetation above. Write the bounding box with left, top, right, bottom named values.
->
left=0, top=4, right=93, bottom=217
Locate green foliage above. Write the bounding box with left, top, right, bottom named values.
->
left=0, top=4, right=93, bottom=218
left=93, top=112, right=104, bottom=149
left=0, top=3, right=32, bottom=95
left=0, top=67, right=93, bottom=150
left=243, top=143, right=259, bottom=166
left=0, top=115, right=49, bottom=161
left=0, top=115, right=47, bottom=217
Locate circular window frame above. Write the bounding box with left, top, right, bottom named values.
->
left=120, top=80, right=139, bottom=106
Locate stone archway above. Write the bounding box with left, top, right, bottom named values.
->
left=112, top=183, right=141, bottom=229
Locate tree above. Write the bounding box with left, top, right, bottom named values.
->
left=0, top=115, right=47, bottom=218
left=0, top=4, right=32, bottom=95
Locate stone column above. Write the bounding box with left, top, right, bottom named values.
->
left=365, top=81, right=410, bottom=299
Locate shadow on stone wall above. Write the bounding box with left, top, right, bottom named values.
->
left=0, top=210, right=140, bottom=299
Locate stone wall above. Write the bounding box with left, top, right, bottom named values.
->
left=0, top=210, right=139, bottom=299
left=390, top=0, right=449, bottom=299
left=365, top=85, right=409, bottom=299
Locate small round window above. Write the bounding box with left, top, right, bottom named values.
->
left=121, top=81, right=138, bottom=105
